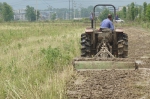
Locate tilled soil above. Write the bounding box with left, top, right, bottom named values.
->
left=67, top=27, right=150, bottom=99
left=127, top=27, right=150, bottom=58
left=67, top=69, right=150, bottom=99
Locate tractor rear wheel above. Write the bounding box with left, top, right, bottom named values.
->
left=81, top=33, right=91, bottom=57
left=117, top=34, right=128, bottom=58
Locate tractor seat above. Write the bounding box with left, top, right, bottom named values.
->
left=100, top=28, right=112, bottom=33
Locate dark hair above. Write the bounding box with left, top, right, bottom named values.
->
left=108, top=14, right=112, bottom=19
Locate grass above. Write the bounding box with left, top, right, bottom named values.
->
left=2, top=20, right=149, bottom=99
left=0, top=22, right=86, bottom=99
left=115, top=21, right=150, bottom=31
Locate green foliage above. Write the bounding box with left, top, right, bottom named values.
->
left=146, top=4, right=150, bottom=21
left=131, top=2, right=135, bottom=20
left=143, top=2, right=147, bottom=17
left=41, top=46, right=62, bottom=69
left=134, top=7, right=138, bottom=19
left=51, top=13, right=56, bottom=21
left=117, top=6, right=126, bottom=19
left=99, top=8, right=112, bottom=21
left=0, top=22, right=81, bottom=98
left=117, top=2, right=150, bottom=21
left=138, top=6, right=142, bottom=19
left=25, top=5, right=40, bottom=21
left=41, top=45, right=73, bottom=70
left=17, top=43, right=22, bottom=49
left=1, top=2, right=14, bottom=21
left=0, top=3, right=2, bottom=10
left=25, top=5, right=36, bottom=21
left=81, top=8, right=89, bottom=18
left=81, top=17, right=91, bottom=23
left=122, top=6, right=126, bottom=19
left=54, top=6, right=101, bottom=19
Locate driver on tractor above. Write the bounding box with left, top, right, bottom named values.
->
left=100, top=14, right=114, bottom=31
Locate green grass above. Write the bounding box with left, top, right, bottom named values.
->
left=0, top=22, right=85, bottom=99
left=115, top=21, right=150, bottom=31
left=1, top=20, right=150, bottom=99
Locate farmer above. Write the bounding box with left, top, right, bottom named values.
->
left=100, top=14, right=114, bottom=31
left=90, top=12, right=94, bottom=28
left=115, top=15, right=119, bottom=20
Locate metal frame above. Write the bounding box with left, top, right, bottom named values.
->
left=91, top=4, right=116, bottom=50
left=92, top=4, right=116, bottom=29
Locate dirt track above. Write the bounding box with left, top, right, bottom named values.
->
left=67, top=27, right=150, bottom=99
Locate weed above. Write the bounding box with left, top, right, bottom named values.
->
left=18, top=43, right=22, bottom=49
left=41, top=46, right=62, bottom=69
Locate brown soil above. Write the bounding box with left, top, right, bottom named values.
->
left=67, top=27, right=150, bottom=99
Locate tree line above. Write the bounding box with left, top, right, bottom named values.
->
left=0, top=2, right=13, bottom=21
left=117, top=2, right=150, bottom=22
left=0, top=2, right=101, bottom=21
left=0, top=2, right=150, bottom=22
left=0, top=2, right=40, bottom=22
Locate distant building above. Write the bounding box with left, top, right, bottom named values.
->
left=95, top=12, right=100, bottom=17
left=39, top=10, right=52, bottom=20
left=118, top=6, right=128, bottom=12
left=118, top=6, right=123, bottom=11
left=13, top=9, right=26, bottom=21
left=14, top=9, right=54, bottom=21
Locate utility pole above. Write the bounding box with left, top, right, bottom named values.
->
left=73, top=1, right=76, bottom=19
left=72, top=0, right=73, bottom=19
left=48, top=6, right=50, bottom=20
left=80, top=4, right=82, bottom=18
left=36, top=0, right=38, bottom=21
left=69, top=0, right=70, bottom=19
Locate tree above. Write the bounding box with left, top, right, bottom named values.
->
left=131, top=2, right=135, bottom=20
left=134, top=7, right=139, bottom=19
left=37, top=10, right=40, bottom=20
left=146, top=4, right=150, bottom=21
left=99, top=8, right=112, bottom=21
left=25, top=5, right=40, bottom=21
left=2, top=2, right=14, bottom=21
left=51, top=13, right=56, bottom=20
left=122, top=6, right=126, bottom=19
left=0, top=3, right=3, bottom=20
left=138, top=6, right=142, bottom=20
left=0, top=3, right=3, bottom=12
left=81, top=8, right=89, bottom=18
left=143, top=2, right=147, bottom=16
left=55, top=8, right=67, bottom=20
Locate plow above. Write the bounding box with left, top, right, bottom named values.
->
left=74, top=58, right=150, bottom=70
left=73, top=4, right=150, bottom=71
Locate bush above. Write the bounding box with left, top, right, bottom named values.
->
left=41, top=46, right=62, bottom=69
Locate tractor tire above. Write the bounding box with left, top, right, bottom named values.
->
left=81, top=33, right=91, bottom=57
left=117, top=34, right=128, bottom=58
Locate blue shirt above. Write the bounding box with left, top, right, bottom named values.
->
left=115, top=16, right=119, bottom=20
left=100, top=18, right=114, bottom=30
left=90, top=14, right=93, bottom=20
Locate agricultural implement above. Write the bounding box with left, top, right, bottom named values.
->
left=73, top=4, right=149, bottom=70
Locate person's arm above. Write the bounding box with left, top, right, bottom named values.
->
left=109, top=21, right=114, bottom=30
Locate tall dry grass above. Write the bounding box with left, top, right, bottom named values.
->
left=0, top=22, right=84, bottom=99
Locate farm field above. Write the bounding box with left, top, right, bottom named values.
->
left=0, top=22, right=150, bottom=99
left=67, top=24, right=150, bottom=99
left=0, top=22, right=86, bottom=99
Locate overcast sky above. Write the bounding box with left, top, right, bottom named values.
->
left=1, top=0, right=150, bottom=10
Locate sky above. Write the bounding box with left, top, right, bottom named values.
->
left=1, top=0, right=150, bottom=10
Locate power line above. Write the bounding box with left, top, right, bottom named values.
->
left=6, top=0, right=150, bottom=10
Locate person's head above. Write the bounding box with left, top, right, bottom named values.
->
left=108, top=14, right=112, bottom=20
